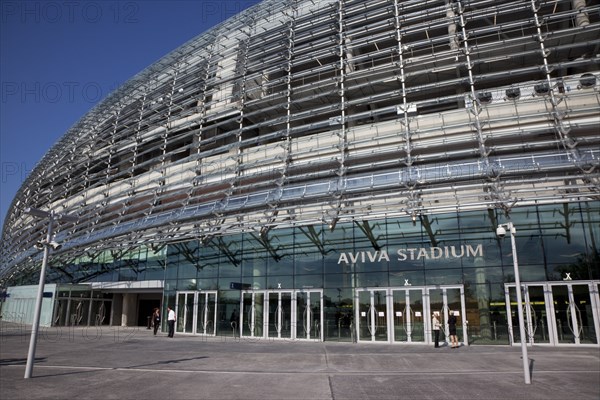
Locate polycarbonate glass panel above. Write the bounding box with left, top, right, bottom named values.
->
left=267, top=256, right=294, bottom=276
left=204, top=293, right=218, bottom=335
left=71, top=299, right=90, bottom=326
left=421, top=215, right=463, bottom=270
left=463, top=267, right=504, bottom=285
left=184, top=293, right=194, bottom=334
left=308, top=291, right=321, bottom=340
left=502, top=209, right=543, bottom=266
left=357, top=290, right=371, bottom=341
left=295, top=274, right=323, bottom=289
left=508, top=286, right=522, bottom=343
left=525, top=286, right=549, bottom=344
left=487, top=284, right=510, bottom=345
left=296, top=251, right=324, bottom=275
left=539, top=204, right=589, bottom=272
left=197, top=293, right=206, bottom=334
left=197, top=264, right=218, bottom=279
left=409, top=290, right=425, bottom=342
left=268, top=292, right=279, bottom=338
left=218, top=262, right=243, bottom=279
left=552, top=285, right=574, bottom=344
left=144, top=258, right=165, bottom=280
left=428, top=289, right=443, bottom=319
left=296, top=292, right=308, bottom=339
left=355, top=272, right=388, bottom=287
left=324, top=272, right=353, bottom=289
left=177, top=263, right=197, bottom=279
left=446, top=288, right=463, bottom=343
left=178, top=279, right=197, bottom=291
left=425, top=269, right=463, bottom=285
left=373, top=290, right=388, bottom=342
left=176, top=293, right=185, bottom=332
left=387, top=219, right=425, bottom=270
left=456, top=210, right=494, bottom=245
left=198, top=277, right=218, bottom=291
left=572, top=285, right=596, bottom=344
left=71, top=299, right=89, bottom=326
left=266, top=275, right=294, bottom=290
left=90, top=300, right=110, bottom=326
left=54, top=299, right=69, bottom=326
left=429, top=288, right=449, bottom=343
left=242, top=292, right=264, bottom=338
left=281, top=292, right=292, bottom=339
left=197, top=292, right=216, bottom=335
left=244, top=276, right=266, bottom=290
left=323, top=224, right=353, bottom=255
left=242, top=234, right=269, bottom=272
left=466, top=283, right=489, bottom=344
left=393, top=290, right=407, bottom=342
left=519, top=264, right=547, bottom=282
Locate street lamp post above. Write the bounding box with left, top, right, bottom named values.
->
left=23, top=207, right=77, bottom=379
left=497, top=221, right=531, bottom=384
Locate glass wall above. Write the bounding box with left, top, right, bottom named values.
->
left=161, top=201, right=600, bottom=343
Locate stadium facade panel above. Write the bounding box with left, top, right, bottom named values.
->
left=1, top=0, right=599, bottom=346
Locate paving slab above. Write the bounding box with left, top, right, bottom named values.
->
left=1, top=322, right=599, bottom=400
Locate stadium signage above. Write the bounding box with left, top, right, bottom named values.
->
left=337, top=244, right=483, bottom=264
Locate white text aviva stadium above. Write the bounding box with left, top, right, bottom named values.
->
left=1, top=0, right=599, bottom=347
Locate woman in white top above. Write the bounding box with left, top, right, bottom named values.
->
left=432, top=314, right=441, bottom=348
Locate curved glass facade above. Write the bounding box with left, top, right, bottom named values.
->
left=1, top=0, right=599, bottom=346
left=156, top=201, right=598, bottom=344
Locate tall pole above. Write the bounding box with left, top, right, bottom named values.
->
left=24, top=214, right=54, bottom=379
left=508, top=222, right=531, bottom=384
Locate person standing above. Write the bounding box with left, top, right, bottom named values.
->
left=448, top=311, right=459, bottom=348
left=432, top=313, right=441, bottom=348
left=167, top=306, right=176, bottom=338
left=152, top=308, right=161, bottom=336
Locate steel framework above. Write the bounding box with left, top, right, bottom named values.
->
left=1, top=0, right=599, bottom=285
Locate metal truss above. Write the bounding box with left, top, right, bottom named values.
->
left=1, top=0, right=600, bottom=285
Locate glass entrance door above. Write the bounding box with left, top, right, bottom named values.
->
left=176, top=291, right=218, bottom=335
left=268, top=291, right=293, bottom=339
left=356, top=289, right=389, bottom=342
left=505, top=281, right=600, bottom=346
left=505, top=284, right=550, bottom=344
left=356, top=285, right=466, bottom=345
left=176, top=292, right=195, bottom=334
left=196, top=291, right=217, bottom=335
left=391, top=288, right=424, bottom=343
left=296, top=290, right=323, bottom=341
left=240, top=289, right=323, bottom=340
left=241, top=291, right=265, bottom=338
left=550, top=282, right=599, bottom=345
left=427, top=286, right=467, bottom=346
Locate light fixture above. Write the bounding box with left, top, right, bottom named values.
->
left=329, top=218, right=338, bottom=231
left=23, top=207, right=78, bottom=379
left=33, top=240, right=62, bottom=251
left=496, top=221, right=531, bottom=384
left=48, top=241, right=62, bottom=251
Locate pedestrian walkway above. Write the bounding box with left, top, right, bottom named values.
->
left=1, top=322, right=599, bottom=399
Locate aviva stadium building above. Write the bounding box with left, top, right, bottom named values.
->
left=1, top=0, right=599, bottom=347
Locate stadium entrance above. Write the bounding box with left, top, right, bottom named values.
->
left=175, top=291, right=218, bottom=335
left=355, top=285, right=467, bottom=345
left=240, top=289, right=323, bottom=341
left=505, top=280, right=600, bottom=346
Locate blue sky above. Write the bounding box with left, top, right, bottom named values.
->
left=0, top=0, right=262, bottom=229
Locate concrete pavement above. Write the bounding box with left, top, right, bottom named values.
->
left=1, top=321, right=599, bottom=399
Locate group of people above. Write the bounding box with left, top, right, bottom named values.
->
left=152, top=307, right=459, bottom=346
left=151, top=306, right=177, bottom=337
left=432, top=311, right=460, bottom=348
